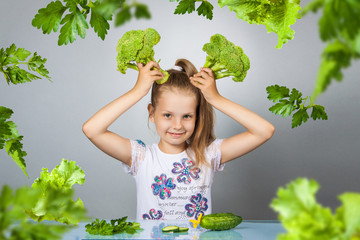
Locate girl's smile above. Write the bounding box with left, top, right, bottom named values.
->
left=149, top=88, right=197, bottom=154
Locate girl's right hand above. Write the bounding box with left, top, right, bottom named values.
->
left=133, top=61, right=165, bottom=96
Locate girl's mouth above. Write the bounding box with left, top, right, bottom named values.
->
left=168, top=132, right=185, bottom=138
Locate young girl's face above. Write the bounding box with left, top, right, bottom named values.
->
left=149, top=88, right=197, bottom=154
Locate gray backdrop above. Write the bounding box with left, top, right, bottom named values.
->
left=1, top=0, right=359, bottom=220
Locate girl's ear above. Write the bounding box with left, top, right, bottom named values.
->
left=148, top=104, right=155, bottom=123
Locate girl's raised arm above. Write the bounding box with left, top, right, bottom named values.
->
left=82, top=61, right=165, bottom=166
left=190, top=68, right=275, bottom=164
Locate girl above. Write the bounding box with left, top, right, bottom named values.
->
left=82, top=59, right=275, bottom=221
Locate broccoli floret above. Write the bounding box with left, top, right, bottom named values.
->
left=116, top=28, right=169, bottom=84
left=202, top=34, right=250, bottom=82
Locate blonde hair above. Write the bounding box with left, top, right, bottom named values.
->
left=150, top=59, right=215, bottom=167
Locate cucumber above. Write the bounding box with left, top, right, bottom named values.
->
left=177, top=227, right=189, bottom=232
left=162, top=226, right=189, bottom=233
left=162, top=226, right=179, bottom=232
left=199, top=213, right=243, bottom=231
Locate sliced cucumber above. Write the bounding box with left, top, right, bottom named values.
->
left=177, top=227, right=189, bottom=232
left=162, top=226, right=179, bottom=232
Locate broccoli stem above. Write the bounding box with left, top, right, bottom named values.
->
left=214, top=71, right=234, bottom=79
left=127, top=63, right=139, bottom=71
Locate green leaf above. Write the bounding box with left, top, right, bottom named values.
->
left=270, top=178, right=343, bottom=239
left=292, top=108, right=309, bottom=128
left=0, top=44, right=51, bottom=85
left=90, top=8, right=110, bottom=40
left=288, top=88, right=303, bottom=107
left=0, top=106, right=28, bottom=178
left=58, top=8, right=89, bottom=45
left=311, top=105, right=328, bottom=121
left=196, top=1, right=214, bottom=20
left=85, top=217, right=142, bottom=235
left=301, top=0, right=324, bottom=16
left=0, top=106, right=13, bottom=121
left=267, top=85, right=328, bottom=128
left=318, top=0, right=360, bottom=42
left=266, top=85, right=290, bottom=102
left=134, top=3, right=151, bottom=19
left=0, top=185, right=71, bottom=240
left=218, top=0, right=302, bottom=48
left=114, top=6, right=132, bottom=26
left=174, top=0, right=196, bottom=15
left=32, top=0, right=67, bottom=34
left=269, top=100, right=294, bottom=118
left=312, top=40, right=355, bottom=101
left=336, top=193, right=360, bottom=238
left=303, top=0, right=360, bottom=100
left=27, top=159, right=87, bottom=224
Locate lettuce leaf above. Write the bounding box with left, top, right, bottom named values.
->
left=26, top=159, right=87, bottom=225
left=271, top=178, right=360, bottom=240
left=302, top=0, right=360, bottom=101
left=0, top=185, right=71, bottom=240
left=218, top=0, right=302, bottom=49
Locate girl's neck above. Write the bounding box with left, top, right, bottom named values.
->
left=158, top=141, right=187, bottom=154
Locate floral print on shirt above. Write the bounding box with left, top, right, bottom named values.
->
left=143, top=209, right=163, bottom=220
left=171, top=158, right=200, bottom=184
left=151, top=173, right=176, bottom=200
left=185, top=193, right=208, bottom=220
left=135, top=139, right=146, bottom=148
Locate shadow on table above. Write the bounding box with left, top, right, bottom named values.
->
left=199, top=229, right=243, bottom=240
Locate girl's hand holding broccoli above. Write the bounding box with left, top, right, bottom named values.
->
left=133, top=61, right=165, bottom=97
left=190, top=67, right=221, bottom=103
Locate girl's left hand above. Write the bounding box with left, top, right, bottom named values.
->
left=190, top=67, right=220, bottom=103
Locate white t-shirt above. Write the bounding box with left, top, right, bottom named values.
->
left=123, top=139, right=225, bottom=221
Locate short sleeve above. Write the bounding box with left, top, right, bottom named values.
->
left=206, top=139, right=225, bottom=172
left=122, top=139, right=146, bottom=176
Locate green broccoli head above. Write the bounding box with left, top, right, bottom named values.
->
left=202, top=34, right=250, bottom=82
left=116, top=28, right=169, bottom=84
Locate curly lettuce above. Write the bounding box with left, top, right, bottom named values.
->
left=271, top=178, right=360, bottom=240
left=218, top=0, right=302, bottom=49
left=25, top=159, right=87, bottom=225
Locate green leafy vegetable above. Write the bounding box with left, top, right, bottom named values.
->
left=32, top=0, right=151, bottom=45
left=202, top=34, right=250, bottom=82
left=302, top=0, right=360, bottom=101
left=25, top=159, right=87, bottom=225
left=270, top=177, right=360, bottom=240
left=0, top=106, right=28, bottom=177
left=266, top=85, right=328, bottom=128
left=218, top=0, right=302, bottom=49
left=85, top=217, right=142, bottom=235
left=0, top=44, right=50, bottom=85
left=116, top=28, right=169, bottom=84
left=0, top=185, right=71, bottom=240
left=171, top=0, right=214, bottom=20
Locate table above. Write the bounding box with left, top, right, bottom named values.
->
left=63, top=220, right=285, bottom=240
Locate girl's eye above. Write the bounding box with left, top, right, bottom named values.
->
left=184, top=115, right=192, bottom=119
left=164, top=114, right=171, bottom=118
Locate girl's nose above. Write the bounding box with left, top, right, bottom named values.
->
left=173, top=118, right=183, bottom=129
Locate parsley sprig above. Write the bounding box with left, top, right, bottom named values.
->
left=0, top=44, right=50, bottom=85
left=85, top=217, right=142, bottom=235
left=0, top=106, right=28, bottom=178
left=170, top=0, right=214, bottom=20
left=32, top=0, right=151, bottom=46
left=266, top=85, right=328, bottom=128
